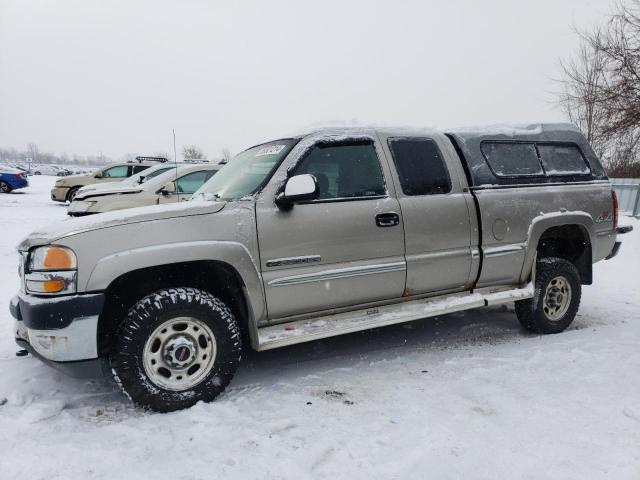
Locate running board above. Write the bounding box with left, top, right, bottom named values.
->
left=256, top=283, right=534, bottom=350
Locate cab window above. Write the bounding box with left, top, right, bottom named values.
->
left=102, top=165, right=131, bottom=178
left=175, top=170, right=217, bottom=194
left=293, top=142, right=385, bottom=200
left=388, top=138, right=451, bottom=195
left=132, top=165, right=150, bottom=174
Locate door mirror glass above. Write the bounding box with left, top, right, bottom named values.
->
left=276, top=174, right=318, bottom=207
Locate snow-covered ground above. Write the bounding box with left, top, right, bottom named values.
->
left=0, top=176, right=638, bottom=480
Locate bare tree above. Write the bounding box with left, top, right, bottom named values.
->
left=220, top=147, right=233, bottom=163
left=557, top=32, right=610, bottom=157
left=588, top=0, right=640, bottom=137
left=557, top=0, right=640, bottom=176
left=182, top=145, right=206, bottom=160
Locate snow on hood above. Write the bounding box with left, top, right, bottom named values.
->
left=18, top=200, right=227, bottom=250
left=74, top=184, right=143, bottom=200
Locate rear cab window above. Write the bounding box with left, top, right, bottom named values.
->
left=387, top=138, right=452, bottom=195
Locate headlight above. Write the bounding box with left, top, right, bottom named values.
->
left=25, top=246, right=77, bottom=295
left=29, top=246, right=77, bottom=270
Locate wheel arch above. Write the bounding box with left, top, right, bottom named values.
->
left=88, top=241, right=265, bottom=355
left=65, top=185, right=82, bottom=202
left=520, top=212, right=594, bottom=285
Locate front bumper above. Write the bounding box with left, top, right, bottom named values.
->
left=10, top=292, right=109, bottom=378
left=50, top=185, right=70, bottom=202
left=67, top=200, right=98, bottom=216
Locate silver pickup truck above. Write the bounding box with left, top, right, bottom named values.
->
left=9, top=124, right=632, bottom=412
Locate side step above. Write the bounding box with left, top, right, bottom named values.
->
left=256, top=284, right=534, bottom=350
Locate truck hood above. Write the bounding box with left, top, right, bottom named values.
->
left=18, top=200, right=227, bottom=250
left=60, top=173, right=87, bottom=183
left=75, top=184, right=142, bottom=200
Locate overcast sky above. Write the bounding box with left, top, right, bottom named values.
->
left=0, top=0, right=613, bottom=160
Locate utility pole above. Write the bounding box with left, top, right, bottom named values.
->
left=172, top=129, right=177, bottom=162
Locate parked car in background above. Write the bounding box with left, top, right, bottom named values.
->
left=7, top=163, right=32, bottom=176
left=33, top=164, right=64, bottom=176
left=67, top=163, right=222, bottom=216
left=0, top=164, right=29, bottom=193
left=73, top=163, right=178, bottom=198
left=51, top=157, right=167, bottom=203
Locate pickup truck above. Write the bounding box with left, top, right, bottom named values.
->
left=9, top=124, right=632, bottom=412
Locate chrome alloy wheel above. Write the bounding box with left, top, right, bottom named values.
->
left=143, top=317, right=217, bottom=391
left=542, top=276, right=572, bottom=321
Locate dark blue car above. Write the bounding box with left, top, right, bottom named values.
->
left=0, top=165, right=29, bottom=193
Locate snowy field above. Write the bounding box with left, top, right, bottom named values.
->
left=0, top=176, right=639, bottom=480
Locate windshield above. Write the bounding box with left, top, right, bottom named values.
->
left=192, top=139, right=297, bottom=200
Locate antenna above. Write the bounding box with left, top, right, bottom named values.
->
left=172, top=129, right=178, bottom=184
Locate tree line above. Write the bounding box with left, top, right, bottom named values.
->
left=0, top=143, right=232, bottom=167
left=558, top=0, right=640, bottom=177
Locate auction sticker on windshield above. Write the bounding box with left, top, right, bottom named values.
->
left=255, top=145, right=286, bottom=156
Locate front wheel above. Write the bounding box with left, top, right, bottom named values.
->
left=0, top=181, right=11, bottom=193
left=110, top=287, right=242, bottom=412
left=66, top=186, right=80, bottom=202
left=515, top=257, right=581, bottom=334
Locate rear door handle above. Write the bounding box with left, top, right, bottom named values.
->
left=376, top=212, right=400, bottom=227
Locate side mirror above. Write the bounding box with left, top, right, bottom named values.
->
left=275, top=174, right=319, bottom=208
left=94, top=172, right=103, bottom=179
left=158, top=182, right=176, bottom=195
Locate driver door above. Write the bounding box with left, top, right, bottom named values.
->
left=256, top=139, right=406, bottom=320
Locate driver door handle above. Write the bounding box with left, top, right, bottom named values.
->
left=376, top=212, right=400, bottom=227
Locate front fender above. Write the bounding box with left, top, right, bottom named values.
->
left=85, top=240, right=266, bottom=323
left=519, top=211, right=594, bottom=283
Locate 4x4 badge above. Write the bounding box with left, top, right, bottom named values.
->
left=595, top=211, right=613, bottom=223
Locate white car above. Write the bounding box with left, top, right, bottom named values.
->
left=74, top=163, right=178, bottom=198
left=68, top=163, right=222, bottom=216
left=32, top=164, right=63, bottom=176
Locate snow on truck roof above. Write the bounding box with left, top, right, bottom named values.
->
left=290, top=122, right=606, bottom=187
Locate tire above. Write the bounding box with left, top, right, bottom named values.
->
left=0, top=181, right=11, bottom=193
left=515, top=257, right=581, bottom=334
left=66, top=186, right=80, bottom=202
left=34, top=171, right=41, bottom=175
left=110, top=287, right=242, bottom=412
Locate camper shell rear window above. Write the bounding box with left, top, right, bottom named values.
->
left=480, top=141, right=591, bottom=179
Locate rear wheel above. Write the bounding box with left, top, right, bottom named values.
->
left=515, top=257, right=581, bottom=334
left=0, top=181, right=11, bottom=193
left=110, top=287, right=242, bottom=412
